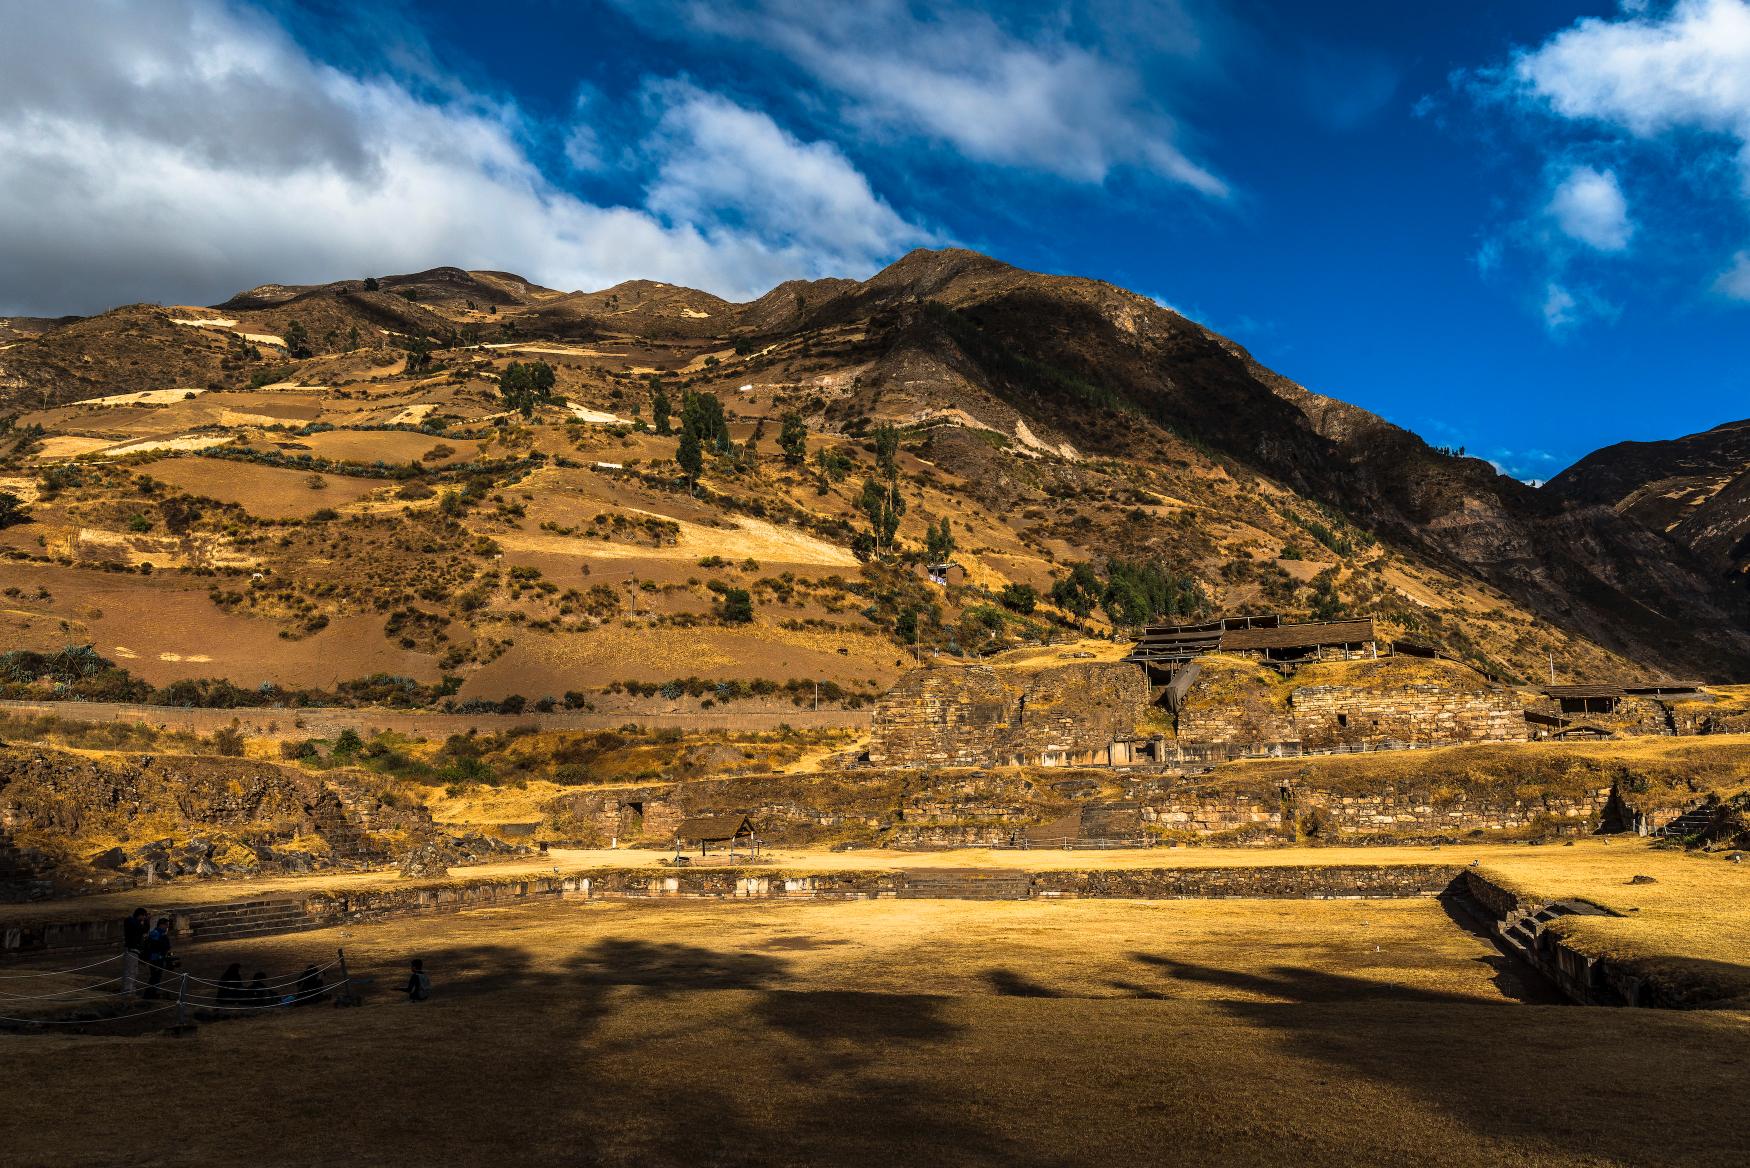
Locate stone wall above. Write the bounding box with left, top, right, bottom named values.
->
left=1292, top=684, right=1528, bottom=749
left=867, top=662, right=1151, bottom=768
left=1173, top=658, right=1298, bottom=747
left=534, top=764, right=1615, bottom=851
left=1, top=863, right=1468, bottom=955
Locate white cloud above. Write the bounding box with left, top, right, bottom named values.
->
left=0, top=0, right=932, bottom=314
left=1542, top=282, right=1580, bottom=330
left=643, top=83, right=933, bottom=270
left=1514, top=0, right=1750, bottom=150
left=1716, top=251, right=1750, bottom=298
left=1547, top=166, right=1634, bottom=251
left=1539, top=281, right=1621, bottom=333
left=614, top=0, right=1226, bottom=194
left=1480, top=1, right=1750, bottom=311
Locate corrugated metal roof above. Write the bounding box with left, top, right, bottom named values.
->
left=674, top=815, right=756, bottom=841
left=1219, top=618, right=1376, bottom=651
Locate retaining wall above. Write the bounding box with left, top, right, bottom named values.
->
left=1459, top=869, right=1718, bottom=1008
left=3, top=862, right=1468, bottom=956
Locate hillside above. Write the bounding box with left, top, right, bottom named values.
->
left=0, top=248, right=1747, bottom=715
left=1547, top=419, right=1750, bottom=594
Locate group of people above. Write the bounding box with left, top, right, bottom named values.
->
left=119, top=908, right=433, bottom=1008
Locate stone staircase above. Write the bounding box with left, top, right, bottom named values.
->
left=1652, top=805, right=1717, bottom=839
left=308, top=781, right=386, bottom=865
left=1493, top=898, right=1614, bottom=967
left=898, top=868, right=1033, bottom=900
left=183, top=898, right=315, bottom=942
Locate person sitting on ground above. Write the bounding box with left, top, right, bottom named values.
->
left=246, top=971, right=271, bottom=1008
left=291, top=964, right=325, bottom=1006
left=216, top=963, right=244, bottom=1007
left=121, top=908, right=150, bottom=996
left=141, top=917, right=174, bottom=1001
left=404, top=958, right=431, bottom=1003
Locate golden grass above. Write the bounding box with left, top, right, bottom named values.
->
left=1293, top=654, right=1495, bottom=691
left=4, top=897, right=1748, bottom=1166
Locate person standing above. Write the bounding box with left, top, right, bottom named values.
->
left=120, top=908, right=150, bottom=996
left=141, top=917, right=173, bottom=1001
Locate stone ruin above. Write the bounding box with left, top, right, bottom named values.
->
left=866, top=661, right=1156, bottom=768
left=866, top=652, right=1534, bottom=770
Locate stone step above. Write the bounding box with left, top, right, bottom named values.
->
left=898, top=870, right=1033, bottom=900
left=190, top=908, right=308, bottom=928
left=192, top=920, right=315, bottom=941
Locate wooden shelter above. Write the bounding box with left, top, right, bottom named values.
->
left=1541, top=682, right=1702, bottom=716
left=1127, top=614, right=1380, bottom=675
left=673, top=814, right=760, bottom=860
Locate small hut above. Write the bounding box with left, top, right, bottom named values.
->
left=926, top=562, right=967, bottom=587
left=673, top=814, right=760, bottom=861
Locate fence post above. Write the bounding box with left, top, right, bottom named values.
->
left=337, top=948, right=353, bottom=1005
left=176, top=972, right=189, bottom=1028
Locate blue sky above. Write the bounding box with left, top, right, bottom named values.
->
left=4, top=2, right=1750, bottom=478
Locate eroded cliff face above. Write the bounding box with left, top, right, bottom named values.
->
left=866, top=662, right=1157, bottom=768
left=1547, top=418, right=1750, bottom=594
left=0, top=745, right=519, bottom=899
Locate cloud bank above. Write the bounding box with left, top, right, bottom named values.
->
left=0, top=0, right=932, bottom=314
left=610, top=0, right=1227, bottom=194
left=1510, top=0, right=1750, bottom=300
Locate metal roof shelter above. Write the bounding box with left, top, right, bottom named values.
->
left=1541, top=682, right=1704, bottom=700
left=673, top=814, right=760, bottom=861
left=1126, top=615, right=1379, bottom=672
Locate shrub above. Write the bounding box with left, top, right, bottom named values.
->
left=210, top=723, right=247, bottom=757
left=720, top=588, right=755, bottom=623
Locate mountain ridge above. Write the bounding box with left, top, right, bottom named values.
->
left=2, top=246, right=1747, bottom=684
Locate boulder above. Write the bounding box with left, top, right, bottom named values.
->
left=399, top=838, right=454, bottom=879
left=88, top=846, right=128, bottom=871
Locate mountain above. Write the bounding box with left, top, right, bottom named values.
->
left=1, top=247, right=1747, bottom=701
left=1547, top=419, right=1750, bottom=594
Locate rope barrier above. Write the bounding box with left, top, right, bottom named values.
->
left=0, top=953, right=123, bottom=979
left=0, top=1003, right=178, bottom=1026
left=0, top=981, right=337, bottom=1023
left=1, top=946, right=359, bottom=1027
left=175, top=958, right=342, bottom=989
left=0, top=977, right=124, bottom=1000
left=183, top=985, right=335, bottom=1011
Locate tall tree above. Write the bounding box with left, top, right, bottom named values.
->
left=779, top=412, right=808, bottom=465
left=676, top=426, right=703, bottom=490
left=500, top=360, right=558, bottom=418
left=650, top=382, right=673, bottom=436
left=681, top=391, right=729, bottom=451
left=925, top=517, right=956, bottom=563
left=873, top=422, right=900, bottom=479
left=283, top=319, right=311, bottom=359
left=859, top=477, right=905, bottom=557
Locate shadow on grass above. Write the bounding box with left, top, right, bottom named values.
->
left=196, top=932, right=1050, bottom=1168
left=1124, top=953, right=1750, bottom=1165
left=1435, top=892, right=1567, bottom=1005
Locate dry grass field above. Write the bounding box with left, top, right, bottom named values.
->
left=3, top=895, right=1747, bottom=1167
left=142, top=458, right=385, bottom=519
